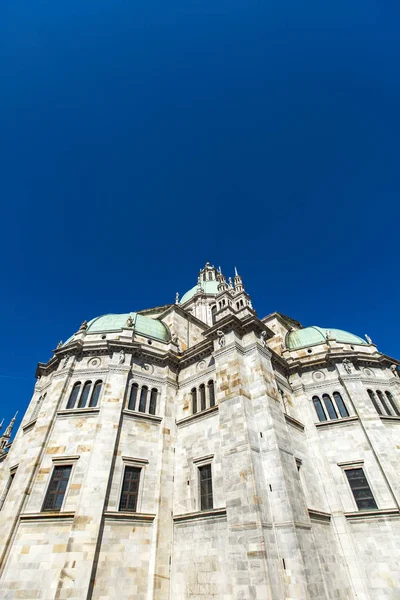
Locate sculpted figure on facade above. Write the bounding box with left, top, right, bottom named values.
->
left=343, top=358, right=353, bottom=374
left=216, top=330, right=226, bottom=347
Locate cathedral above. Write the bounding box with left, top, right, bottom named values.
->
left=0, top=263, right=399, bottom=599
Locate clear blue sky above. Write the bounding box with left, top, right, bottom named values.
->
left=1, top=1, right=399, bottom=432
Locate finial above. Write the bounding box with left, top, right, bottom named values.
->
left=0, top=418, right=3, bottom=431
left=234, top=266, right=238, bottom=276
left=175, top=292, right=179, bottom=304
left=228, top=277, right=233, bottom=289
left=4, top=412, right=18, bottom=438
left=365, top=334, right=372, bottom=344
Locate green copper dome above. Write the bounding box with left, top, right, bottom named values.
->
left=286, top=326, right=367, bottom=350
left=86, top=312, right=170, bottom=341
left=180, top=280, right=220, bottom=304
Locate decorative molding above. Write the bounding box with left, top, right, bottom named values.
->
left=22, top=418, right=37, bottom=432
left=52, top=455, right=80, bottom=463
left=193, top=454, right=214, bottom=464
left=176, top=405, right=218, bottom=427
left=57, top=408, right=100, bottom=418
left=178, top=365, right=216, bottom=388
left=121, top=456, right=149, bottom=465
left=380, top=415, right=400, bottom=423
left=337, top=459, right=364, bottom=468
left=344, top=508, right=400, bottom=521
left=173, top=507, right=227, bottom=523
left=20, top=511, right=75, bottom=522
left=122, top=409, right=162, bottom=424
left=284, top=413, right=305, bottom=432
left=308, top=509, right=331, bottom=522
left=316, top=416, right=359, bottom=429
left=104, top=511, right=156, bottom=523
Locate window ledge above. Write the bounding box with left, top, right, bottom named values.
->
left=308, top=509, right=331, bottom=522
left=316, top=416, right=359, bottom=428
left=176, top=404, right=218, bottom=427
left=57, top=408, right=100, bottom=417
left=380, top=415, right=400, bottom=423
left=173, top=507, right=227, bottom=523
left=284, top=414, right=305, bottom=432
left=22, top=418, right=37, bottom=432
left=122, top=409, right=162, bottom=423
left=344, top=508, right=399, bottom=521
left=104, top=511, right=156, bottom=523
left=20, top=511, right=75, bottom=522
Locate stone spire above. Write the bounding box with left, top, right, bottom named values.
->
left=217, top=268, right=229, bottom=292
left=233, top=267, right=244, bottom=293
left=0, top=412, right=17, bottom=453
left=4, top=412, right=17, bottom=438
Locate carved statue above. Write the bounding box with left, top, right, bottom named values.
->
left=126, top=315, right=134, bottom=328
left=365, top=334, right=373, bottom=344
left=343, top=358, right=353, bottom=374
left=260, top=331, right=268, bottom=348
left=175, top=292, right=179, bottom=304
left=118, top=349, right=125, bottom=364
left=217, top=330, right=226, bottom=347
left=390, top=364, right=398, bottom=377
left=79, top=320, right=88, bottom=331
left=62, top=354, right=71, bottom=368
left=325, top=330, right=331, bottom=340
left=56, top=340, right=63, bottom=349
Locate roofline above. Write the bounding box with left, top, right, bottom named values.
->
left=262, top=312, right=303, bottom=330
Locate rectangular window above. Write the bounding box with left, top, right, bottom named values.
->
left=42, top=465, right=72, bottom=512
left=345, top=468, right=377, bottom=511
left=0, top=472, right=16, bottom=511
left=119, top=466, right=141, bottom=512
left=199, top=464, right=213, bottom=511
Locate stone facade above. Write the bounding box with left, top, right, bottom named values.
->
left=0, top=263, right=399, bottom=599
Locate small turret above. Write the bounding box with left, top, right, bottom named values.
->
left=233, top=267, right=244, bottom=293
left=0, top=412, right=17, bottom=454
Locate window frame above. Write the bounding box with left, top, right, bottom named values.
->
left=66, top=382, right=82, bottom=410
left=385, top=390, right=400, bottom=417
left=0, top=466, right=17, bottom=511
left=89, top=380, right=102, bottom=408
left=41, top=463, right=74, bottom=513
left=198, top=463, right=214, bottom=511
left=117, top=458, right=146, bottom=513
left=341, top=463, right=378, bottom=512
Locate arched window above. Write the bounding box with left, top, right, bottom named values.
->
left=139, top=386, right=148, bottom=413
left=192, top=388, right=197, bottom=414
left=368, top=389, right=382, bottom=415
left=31, top=393, right=46, bottom=421
left=208, top=380, right=215, bottom=407
left=78, top=381, right=92, bottom=408
left=89, top=381, right=102, bottom=408
left=322, top=394, right=338, bottom=420
left=333, top=392, right=349, bottom=418
left=208, top=272, right=212, bottom=280
left=200, top=384, right=206, bottom=411
left=149, top=388, right=157, bottom=415
left=128, top=383, right=138, bottom=411
left=313, top=396, right=327, bottom=422
left=211, top=306, right=217, bottom=325
left=67, top=382, right=81, bottom=409
left=385, top=391, right=400, bottom=416
left=377, top=390, right=391, bottom=415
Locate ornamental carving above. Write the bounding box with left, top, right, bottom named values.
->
left=312, top=371, right=325, bottom=382
left=197, top=360, right=206, bottom=372
left=88, top=357, right=101, bottom=368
